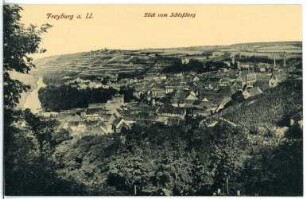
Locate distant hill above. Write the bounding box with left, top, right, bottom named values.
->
left=33, top=41, right=302, bottom=83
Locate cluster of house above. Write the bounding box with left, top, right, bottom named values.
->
left=64, top=75, right=120, bottom=90
left=65, top=77, right=109, bottom=89
left=128, top=56, right=289, bottom=125
left=131, top=65, right=285, bottom=108
left=45, top=52, right=290, bottom=135
left=42, top=94, right=133, bottom=135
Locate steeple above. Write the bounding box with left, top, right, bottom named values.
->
left=273, top=53, right=276, bottom=68
left=231, top=55, right=235, bottom=66
left=283, top=52, right=286, bottom=67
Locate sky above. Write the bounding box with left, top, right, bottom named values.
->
left=20, top=5, right=302, bottom=58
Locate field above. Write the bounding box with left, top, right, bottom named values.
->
left=33, top=41, right=302, bottom=85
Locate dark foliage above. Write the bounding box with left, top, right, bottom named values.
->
left=119, top=86, right=137, bottom=103
left=4, top=5, right=85, bottom=195
left=38, top=85, right=117, bottom=111
left=242, top=124, right=303, bottom=196
left=163, top=59, right=227, bottom=73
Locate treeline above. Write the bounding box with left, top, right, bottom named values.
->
left=225, top=56, right=278, bottom=65
left=238, top=56, right=273, bottom=63
left=163, top=59, right=227, bottom=73
left=53, top=119, right=303, bottom=196
left=226, top=56, right=302, bottom=67
left=38, top=85, right=117, bottom=111
left=54, top=122, right=248, bottom=195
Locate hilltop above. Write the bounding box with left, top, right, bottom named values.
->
left=33, top=41, right=302, bottom=85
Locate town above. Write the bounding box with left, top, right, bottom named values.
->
left=36, top=45, right=302, bottom=137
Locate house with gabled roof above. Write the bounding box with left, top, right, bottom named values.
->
left=218, top=78, right=231, bottom=87
left=193, top=76, right=200, bottom=83
left=242, top=86, right=263, bottom=99
left=171, top=88, right=189, bottom=107
left=156, top=105, right=186, bottom=119
left=215, top=96, right=232, bottom=112
left=237, top=71, right=257, bottom=88
left=186, top=91, right=198, bottom=101
left=151, top=87, right=167, bottom=99
left=69, top=121, right=86, bottom=133
left=192, top=98, right=211, bottom=109
left=269, top=72, right=280, bottom=88
left=165, top=85, right=176, bottom=94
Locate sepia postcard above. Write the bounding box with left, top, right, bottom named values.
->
left=2, top=3, right=303, bottom=197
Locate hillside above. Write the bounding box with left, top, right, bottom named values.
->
left=33, top=41, right=302, bottom=85
left=220, top=79, right=302, bottom=130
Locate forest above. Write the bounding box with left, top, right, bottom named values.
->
left=38, top=85, right=117, bottom=111
left=52, top=120, right=302, bottom=196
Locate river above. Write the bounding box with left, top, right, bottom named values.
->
left=23, top=77, right=46, bottom=113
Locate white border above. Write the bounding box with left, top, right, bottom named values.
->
left=0, top=1, right=305, bottom=199
left=0, top=1, right=3, bottom=199
left=2, top=0, right=305, bottom=4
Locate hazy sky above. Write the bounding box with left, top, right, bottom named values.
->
left=20, top=5, right=302, bottom=58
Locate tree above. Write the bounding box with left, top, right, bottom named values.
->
left=4, top=4, right=53, bottom=195
left=242, top=124, right=303, bottom=196
left=4, top=5, right=51, bottom=107
left=190, top=152, right=214, bottom=195
left=23, top=109, right=58, bottom=158
left=4, top=5, right=83, bottom=196
left=4, top=4, right=51, bottom=150
left=107, top=152, right=154, bottom=195
left=199, top=123, right=248, bottom=196
left=4, top=6, right=88, bottom=195
left=120, top=86, right=136, bottom=103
